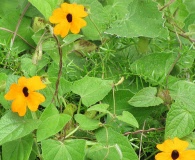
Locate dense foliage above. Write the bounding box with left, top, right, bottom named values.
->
left=0, top=0, right=195, bottom=159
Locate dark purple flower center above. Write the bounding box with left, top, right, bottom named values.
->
left=171, top=150, right=179, bottom=160
left=23, top=87, right=29, bottom=97
left=66, top=13, right=72, bottom=23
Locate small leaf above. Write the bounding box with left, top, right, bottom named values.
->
left=71, top=76, right=113, bottom=106
left=87, top=104, right=110, bottom=114
left=128, top=87, right=163, bottom=107
left=116, top=111, right=139, bottom=128
left=165, top=102, right=195, bottom=139
left=42, top=139, right=86, bottom=160
left=2, top=134, right=33, bottom=160
left=0, top=112, right=40, bottom=145
left=74, top=114, right=101, bottom=130
left=62, top=34, right=83, bottom=46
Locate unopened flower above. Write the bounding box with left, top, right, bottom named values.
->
left=49, top=3, right=88, bottom=37
left=155, top=137, right=195, bottom=160
left=4, top=76, right=46, bottom=116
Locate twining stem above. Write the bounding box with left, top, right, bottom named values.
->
left=52, top=35, right=63, bottom=107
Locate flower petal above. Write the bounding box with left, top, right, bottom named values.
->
left=27, top=92, right=45, bottom=111
left=18, top=77, right=28, bottom=86
left=4, top=84, right=22, bottom=100
left=70, top=17, right=86, bottom=34
left=156, top=139, right=175, bottom=152
left=49, top=8, right=65, bottom=24
left=180, top=150, right=195, bottom=160
left=11, top=96, right=27, bottom=116
left=172, top=137, right=189, bottom=151
left=155, top=152, right=172, bottom=160
left=53, top=21, right=70, bottom=37
left=61, top=3, right=73, bottom=14
left=26, top=76, right=46, bottom=91
left=71, top=3, right=88, bottom=17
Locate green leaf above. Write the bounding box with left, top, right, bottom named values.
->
left=130, top=53, right=176, bottom=85
left=95, top=127, right=138, bottom=160
left=116, top=111, right=139, bottom=128
left=165, top=102, right=195, bottom=139
left=128, top=87, right=163, bottom=107
left=42, top=139, right=86, bottom=160
left=2, top=134, right=33, bottom=160
left=71, top=76, right=113, bottom=106
left=0, top=11, right=34, bottom=52
left=62, top=34, right=83, bottom=46
left=74, top=114, right=101, bottom=130
left=0, top=112, right=40, bottom=145
left=105, top=0, right=168, bottom=38
left=21, top=57, right=37, bottom=76
left=37, top=105, right=71, bottom=141
left=169, top=80, right=195, bottom=109
left=87, top=104, right=110, bottom=114
left=87, top=143, right=122, bottom=160
left=28, top=0, right=60, bottom=20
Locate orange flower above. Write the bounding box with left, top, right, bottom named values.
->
left=155, top=137, right=195, bottom=160
left=49, top=3, right=88, bottom=37
left=4, top=76, right=46, bottom=116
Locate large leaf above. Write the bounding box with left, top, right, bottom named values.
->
left=37, top=105, right=71, bottom=141
left=42, top=139, right=86, bottom=160
left=87, top=143, right=122, bottom=160
left=130, top=53, right=176, bottom=85
left=105, top=0, right=168, bottom=38
left=2, top=134, right=33, bottom=160
left=0, top=11, right=34, bottom=52
left=71, top=76, right=113, bottom=106
left=69, top=0, right=109, bottom=40
left=169, top=80, right=195, bottom=109
left=128, top=87, right=163, bottom=107
left=28, top=0, right=60, bottom=20
left=94, top=127, right=138, bottom=160
left=165, top=102, right=195, bottom=139
left=0, top=112, right=40, bottom=145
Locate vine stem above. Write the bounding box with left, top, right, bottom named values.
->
left=5, top=2, right=31, bottom=68
left=138, top=120, right=146, bottom=160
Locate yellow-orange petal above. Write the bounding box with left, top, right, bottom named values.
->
left=53, top=21, right=70, bottom=37
left=157, top=139, right=175, bottom=152
left=26, top=76, right=46, bottom=91
left=11, top=96, right=27, bottom=116
left=4, top=84, right=22, bottom=100
left=27, top=92, right=45, bottom=111
left=18, top=77, right=28, bottom=86
left=70, top=17, right=86, bottom=34
left=155, top=152, right=172, bottom=160
left=71, top=3, right=88, bottom=18
left=49, top=8, right=65, bottom=24
left=180, top=150, right=195, bottom=160
left=61, top=3, right=73, bottom=14
left=172, top=137, right=189, bottom=151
